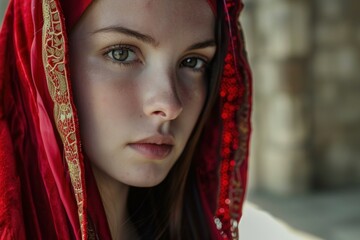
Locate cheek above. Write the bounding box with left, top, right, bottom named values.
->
left=178, top=72, right=207, bottom=115
left=71, top=69, right=134, bottom=149
left=72, top=59, right=139, bottom=118
left=178, top=78, right=207, bottom=132
left=187, top=87, right=206, bottom=114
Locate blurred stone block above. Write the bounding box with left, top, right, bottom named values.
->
left=256, top=0, right=310, bottom=59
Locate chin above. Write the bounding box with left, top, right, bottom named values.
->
left=125, top=176, right=167, bottom=188
left=121, top=164, right=171, bottom=188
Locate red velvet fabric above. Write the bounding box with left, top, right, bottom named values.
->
left=2, top=0, right=71, bottom=239
left=60, top=0, right=92, bottom=30
left=0, top=0, right=251, bottom=239
left=0, top=0, right=93, bottom=238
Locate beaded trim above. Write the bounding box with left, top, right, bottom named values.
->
left=214, top=0, right=251, bottom=239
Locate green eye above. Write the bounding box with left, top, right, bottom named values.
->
left=181, top=57, right=207, bottom=70
left=111, top=49, right=129, bottom=61
left=106, top=47, right=139, bottom=63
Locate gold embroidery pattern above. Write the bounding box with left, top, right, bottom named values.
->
left=42, top=0, right=86, bottom=239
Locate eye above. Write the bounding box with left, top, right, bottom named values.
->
left=180, top=57, right=207, bottom=71
left=105, top=46, right=139, bottom=64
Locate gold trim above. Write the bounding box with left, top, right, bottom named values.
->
left=42, top=0, right=86, bottom=239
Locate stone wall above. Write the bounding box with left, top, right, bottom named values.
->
left=242, top=0, right=360, bottom=194
left=312, top=0, right=360, bottom=188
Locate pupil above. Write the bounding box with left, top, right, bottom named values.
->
left=185, top=58, right=197, bottom=67
left=113, top=49, right=128, bottom=61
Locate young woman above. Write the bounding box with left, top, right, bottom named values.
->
left=0, top=0, right=252, bottom=239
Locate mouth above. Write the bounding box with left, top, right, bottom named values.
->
left=128, top=135, right=174, bottom=159
left=128, top=143, right=173, bottom=159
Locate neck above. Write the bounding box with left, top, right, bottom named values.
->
left=92, top=165, right=136, bottom=240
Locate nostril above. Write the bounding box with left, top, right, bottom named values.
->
left=153, top=111, right=166, bottom=117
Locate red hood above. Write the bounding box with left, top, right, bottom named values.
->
left=0, top=0, right=251, bottom=239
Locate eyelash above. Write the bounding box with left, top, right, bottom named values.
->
left=103, top=44, right=209, bottom=71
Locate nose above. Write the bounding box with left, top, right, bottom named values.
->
left=143, top=70, right=183, bottom=121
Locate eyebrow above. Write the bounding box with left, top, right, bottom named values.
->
left=187, top=40, right=216, bottom=51
left=93, top=26, right=158, bottom=46
left=93, top=26, right=216, bottom=50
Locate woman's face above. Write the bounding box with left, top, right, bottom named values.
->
left=70, top=0, right=216, bottom=187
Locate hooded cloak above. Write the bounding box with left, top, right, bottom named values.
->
left=0, top=0, right=252, bottom=239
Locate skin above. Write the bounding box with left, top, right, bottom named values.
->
left=70, top=0, right=215, bottom=238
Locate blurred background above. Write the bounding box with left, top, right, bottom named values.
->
left=1, top=0, right=359, bottom=239
left=241, top=0, right=360, bottom=239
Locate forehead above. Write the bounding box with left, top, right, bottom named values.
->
left=77, top=0, right=215, bottom=40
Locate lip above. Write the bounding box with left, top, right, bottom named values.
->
left=128, top=135, right=174, bottom=159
